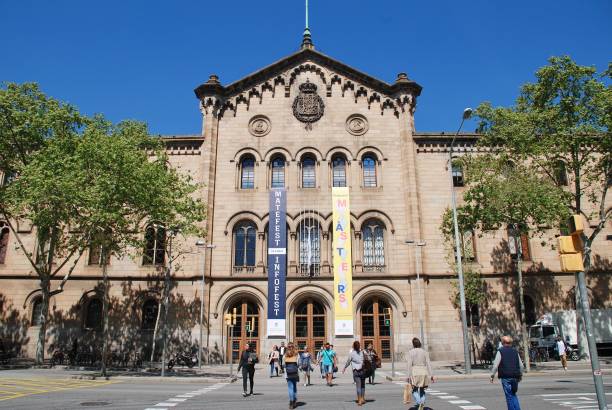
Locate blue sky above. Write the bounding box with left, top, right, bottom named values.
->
left=1, top=0, right=610, bottom=134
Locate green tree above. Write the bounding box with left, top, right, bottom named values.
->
left=71, top=117, right=206, bottom=376
left=0, top=83, right=87, bottom=364
left=474, top=56, right=611, bottom=358
left=444, top=156, right=569, bottom=371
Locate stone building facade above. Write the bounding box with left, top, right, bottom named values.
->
left=1, top=35, right=611, bottom=363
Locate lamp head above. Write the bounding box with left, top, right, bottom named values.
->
left=463, top=108, right=473, bottom=120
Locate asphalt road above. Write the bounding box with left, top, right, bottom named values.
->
left=0, top=368, right=610, bottom=409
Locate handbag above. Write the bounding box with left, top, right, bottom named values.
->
left=403, top=382, right=412, bottom=404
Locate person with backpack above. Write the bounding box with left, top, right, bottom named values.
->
left=342, top=340, right=371, bottom=406
left=320, top=342, right=337, bottom=386
left=364, top=343, right=380, bottom=384
left=299, top=345, right=314, bottom=386
left=268, top=345, right=280, bottom=377
left=237, top=342, right=258, bottom=397
left=489, top=335, right=523, bottom=410
left=407, top=337, right=434, bottom=410
left=284, top=342, right=300, bottom=409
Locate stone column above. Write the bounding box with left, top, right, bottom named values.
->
left=289, top=231, right=298, bottom=274
left=256, top=232, right=266, bottom=274
left=321, top=231, right=330, bottom=274
left=353, top=231, right=362, bottom=272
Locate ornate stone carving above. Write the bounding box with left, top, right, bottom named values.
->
left=292, top=80, right=325, bottom=130
left=248, top=115, right=271, bottom=137
left=345, top=114, right=369, bottom=136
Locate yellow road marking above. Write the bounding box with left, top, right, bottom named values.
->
left=0, top=378, right=118, bottom=402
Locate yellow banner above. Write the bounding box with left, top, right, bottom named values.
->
left=332, top=187, right=354, bottom=335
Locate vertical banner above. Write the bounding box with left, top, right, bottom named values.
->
left=332, top=187, right=354, bottom=335
left=267, top=188, right=287, bottom=337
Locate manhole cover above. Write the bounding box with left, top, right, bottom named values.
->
left=80, top=402, right=111, bottom=407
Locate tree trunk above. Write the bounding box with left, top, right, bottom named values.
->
left=149, top=296, right=163, bottom=366
left=35, top=278, right=50, bottom=365
left=100, top=248, right=110, bottom=377
left=514, top=230, right=530, bottom=372
left=160, top=237, right=173, bottom=377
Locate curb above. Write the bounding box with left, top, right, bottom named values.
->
left=71, top=374, right=238, bottom=383
left=385, top=367, right=610, bottom=382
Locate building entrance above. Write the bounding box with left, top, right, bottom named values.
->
left=294, top=298, right=326, bottom=353
left=360, top=297, right=392, bottom=361
left=227, top=299, right=260, bottom=363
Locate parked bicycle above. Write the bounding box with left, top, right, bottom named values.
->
left=167, top=350, right=198, bottom=370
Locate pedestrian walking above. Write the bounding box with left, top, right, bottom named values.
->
left=316, top=346, right=325, bottom=379
left=490, top=335, right=523, bottom=410
left=406, top=337, right=434, bottom=410
left=556, top=336, right=568, bottom=371
left=268, top=345, right=280, bottom=377
left=365, top=343, right=379, bottom=384
left=284, top=342, right=300, bottom=409
left=320, top=342, right=337, bottom=386
left=342, top=340, right=372, bottom=406
left=237, top=343, right=258, bottom=397
left=279, top=341, right=286, bottom=374
left=299, top=345, right=314, bottom=386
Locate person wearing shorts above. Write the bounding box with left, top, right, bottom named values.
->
left=320, top=342, right=337, bottom=386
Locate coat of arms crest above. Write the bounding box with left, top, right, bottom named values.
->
left=292, top=80, right=325, bottom=130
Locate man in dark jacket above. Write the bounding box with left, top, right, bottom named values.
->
left=490, top=335, right=523, bottom=410
left=237, top=343, right=258, bottom=397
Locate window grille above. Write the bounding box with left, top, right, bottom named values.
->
left=363, top=221, right=385, bottom=271
left=234, top=222, right=256, bottom=268
left=299, top=220, right=320, bottom=276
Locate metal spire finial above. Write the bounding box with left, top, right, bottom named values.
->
left=301, top=0, right=314, bottom=49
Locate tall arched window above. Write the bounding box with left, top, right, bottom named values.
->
left=332, top=155, right=347, bottom=187
left=271, top=155, right=285, bottom=188
left=362, top=155, right=377, bottom=187
left=143, top=224, right=166, bottom=265
left=554, top=160, right=568, bottom=186
left=240, top=155, right=255, bottom=189
left=84, top=298, right=103, bottom=330
left=0, top=221, right=9, bottom=264
left=452, top=163, right=464, bottom=187
left=523, top=295, right=536, bottom=325
left=142, top=299, right=159, bottom=330
left=299, top=219, right=320, bottom=276
left=234, top=221, right=256, bottom=271
left=363, top=219, right=385, bottom=271
left=31, top=297, right=43, bottom=326
left=301, top=155, right=316, bottom=188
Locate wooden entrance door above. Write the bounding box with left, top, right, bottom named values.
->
left=360, top=298, right=392, bottom=361
left=294, top=299, right=326, bottom=353
left=228, top=300, right=260, bottom=363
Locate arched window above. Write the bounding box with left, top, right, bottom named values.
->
left=234, top=221, right=256, bottom=271
left=240, top=155, right=255, bottom=189
left=142, top=299, right=159, bottom=330
left=271, top=155, right=285, bottom=188
left=467, top=304, right=480, bottom=327
left=299, top=219, right=320, bottom=276
left=84, top=298, right=103, bottom=330
left=507, top=225, right=530, bottom=261
left=301, top=155, right=316, bottom=188
left=332, top=155, right=347, bottom=187
left=31, top=297, right=43, bottom=326
left=523, top=295, right=536, bottom=325
left=554, top=160, right=568, bottom=186
left=363, top=219, right=385, bottom=271
left=452, top=163, right=464, bottom=187
left=143, top=224, right=166, bottom=265
left=362, top=155, right=377, bottom=187
left=461, top=230, right=476, bottom=262
left=0, top=221, right=9, bottom=264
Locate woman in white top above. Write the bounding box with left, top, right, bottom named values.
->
left=342, top=340, right=369, bottom=406
left=406, top=337, right=434, bottom=410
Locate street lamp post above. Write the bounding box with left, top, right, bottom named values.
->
left=449, top=108, right=473, bottom=374
left=405, top=240, right=426, bottom=345
left=195, top=240, right=215, bottom=370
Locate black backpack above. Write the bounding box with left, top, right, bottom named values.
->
left=362, top=352, right=373, bottom=377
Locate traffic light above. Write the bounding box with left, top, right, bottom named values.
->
left=224, top=313, right=232, bottom=326
left=558, top=215, right=584, bottom=273
left=232, top=307, right=237, bottom=326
